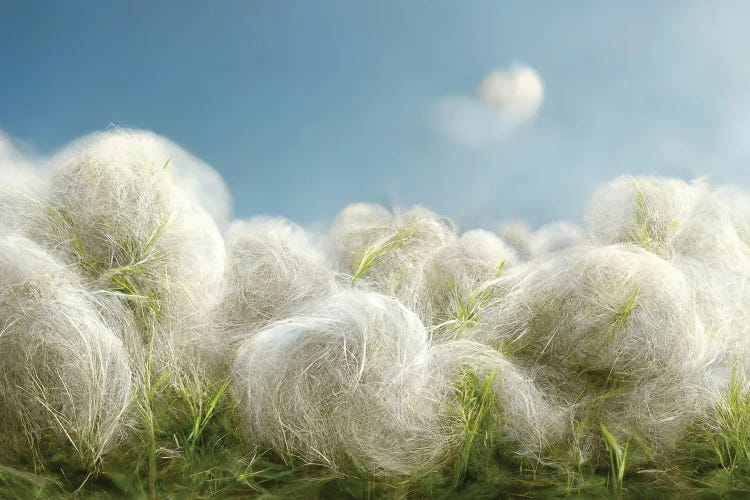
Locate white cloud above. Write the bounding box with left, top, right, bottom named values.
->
left=434, top=95, right=516, bottom=147
left=434, top=64, right=544, bottom=147
left=478, top=65, right=544, bottom=123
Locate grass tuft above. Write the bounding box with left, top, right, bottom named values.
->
left=632, top=180, right=655, bottom=253
left=350, top=226, right=416, bottom=282
left=451, top=369, right=499, bottom=487
left=599, top=423, right=628, bottom=492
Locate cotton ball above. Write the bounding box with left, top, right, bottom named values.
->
left=330, top=204, right=455, bottom=301
left=449, top=230, right=518, bottom=276
left=0, top=175, right=40, bottom=235
left=328, top=203, right=393, bottom=270
left=232, top=290, right=451, bottom=476
left=0, top=132, right=46, bottom=234
left=32, top=129, right=226, bottom=379
left=48, top=128, right=232, bottom=228
left=418, top=230, right=517, bottom=339
left=499, top=221, right=535, bottom=260
left=486, top=245, right=707, bottom=378
left=480, top=245, right=716, bottom=454
left=716, top=184, right=750, bottom=247
left=430, top=340, right=569, bottom=459
left=426, top=229, right=517, bottom=291
left=674, top=256, right=750, bottom=382
left=0, top=235, right=132, bottom=464
left=219, top=216, right=338, bottom=346
left=533, top=221, right=585, bottom=254
left=589, top=175, right=750, bottom=272
left=88, top=289, right=148, bottom=367
left=588, top=176, right=705, bottom=257
left=500, top=221, right=582, bottom=260
left=672, top=191, right=750, bottom=272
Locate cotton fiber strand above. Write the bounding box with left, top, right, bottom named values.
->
left=588, top=176, right=705, bottom=257
left=429, top=339, right=569, bottom=458
left=46, top=129, right=233, bottom=228
left=7, top=124, right=750, bottom=483
left=478, top=244, right=719, bottom=454
left=31, top=130, right=226, bottom=379
left=219, top=216, right=338, bottom=347
left=232, top=290, right=449, bottom=476
left=417, top=229, right=518, bottom=338
left=0, top=234, right=132, bottom=464
left=329, top=204, right=456, bottom=309
left=674, top=256, right=750, bottom=382
left=500, top=220, right=584, bottom=260
left=0, top=133, right=47, bottom=235
left=672, top=190, right=750, bottom=272
left=232, top=289, right=567, bottom=475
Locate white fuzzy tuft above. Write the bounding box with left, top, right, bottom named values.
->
left=219, top=216, right=338, bottom=347
left=0, top=234, right=132, bottom=464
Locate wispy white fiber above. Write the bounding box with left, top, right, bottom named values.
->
left=0, top=234, right=132, bottom=464
left=218, top=216, right=338, bottom=347
left=4, top=127, right=750, bottom=477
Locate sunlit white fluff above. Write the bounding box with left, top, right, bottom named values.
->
left=30, top=129, right=226, bottom=382
left=0, top=234, right=132, bottom=464
left=478, top=244, right=721, bottom=456
left=329, top=203, right=455, bottom=305
left=232, top=290, right=565, bottom=475
left=219, top=216, right=338, bottom=347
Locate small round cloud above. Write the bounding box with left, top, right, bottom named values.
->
left=478, top=65, right=544, bottom=123
left=434, top=64, right=544, bottom=146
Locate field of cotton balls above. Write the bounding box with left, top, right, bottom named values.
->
left=3, top=129, right=750, bottom=498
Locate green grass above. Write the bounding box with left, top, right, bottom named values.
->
left=632, top=180, right=655, bottom=253
left=350, top=226, right=417, bottom=283
left=630, top=179, right=679, bottom=256
left=702, top=371, right=750, bottom=474
left=432, top=277, right=500, bottom=339
left=604, top=285, right=640, bottom=349
left=452, top=369, right=499, bottom=487
left=47, top=204, right=171, bottom=334
left=10, top=209, right=750, bottom=497
left=599, top=423, right=628, bottom=492
left=6, top=381, right=750, bottom=499
left=668, top=365, right=750, bottom=494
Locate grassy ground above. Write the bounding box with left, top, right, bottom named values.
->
left=3, top=373, right=750, bottom=500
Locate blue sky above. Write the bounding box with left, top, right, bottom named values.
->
left=2, top=1, right=750, bottom=230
